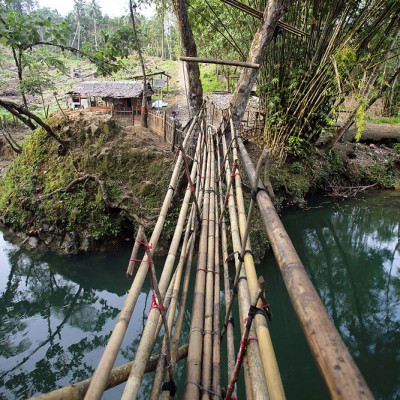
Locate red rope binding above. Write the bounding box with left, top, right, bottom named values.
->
left=149, top=293, right=166, bottom=313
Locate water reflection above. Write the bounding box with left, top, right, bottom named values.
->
left=281, top=193, right=400, bottom=399
left=1, top=192, right=399, bottom=399
left=0, top=235, right=151, bottom=399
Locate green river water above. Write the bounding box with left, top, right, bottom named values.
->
left=0, top=192, right=399, bottom=399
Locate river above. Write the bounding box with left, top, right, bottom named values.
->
left=0, top=191, right=399, bottom=399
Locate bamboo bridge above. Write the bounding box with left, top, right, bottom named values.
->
left=32, top=102, right=374, bottom=400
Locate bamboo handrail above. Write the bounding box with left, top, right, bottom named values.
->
left=121, top=121, right=205, bottom=399
left=234, top=127, right=373, bottom=399
left=84, top=112, right=200, bottom=400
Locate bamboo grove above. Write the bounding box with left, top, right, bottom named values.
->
left=187, top=0, right=400, bottom=163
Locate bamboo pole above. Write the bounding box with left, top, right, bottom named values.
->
left=180, top=56, right=260, bottom=69
left=201, top=128, right=216, bottom=399
left=184, top=133, right=212, bottom=399
left=161, top=209, right=199, bottom=400
left=212, top=171, right=221, bottom=400
left=231, top=142, right=285, bottom=399
left=150, top=207, right=195, bottom=399
left=221, top=123, right=268, bottom=338
left=216, top=136, right=236, bottom=398
left=220, top=133, right=269, bottom=400
left=121, top=122, right=204, bottom=400
left=234, top=133, right=374, bottom=399
left=30, top=345, right=189, bottom=400
left=84, top=112, right=200, bottom=400
left=126, top=226, right=145, bottom=279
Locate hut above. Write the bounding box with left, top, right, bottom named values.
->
left=69, top=81, right=144, bottom=123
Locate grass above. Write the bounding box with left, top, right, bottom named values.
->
left=366, top=116, right=400, bottom=125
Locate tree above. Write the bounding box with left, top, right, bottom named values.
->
left=172, top=0, right=203, bottom=116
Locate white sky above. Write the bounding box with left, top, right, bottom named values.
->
left=36, top=0, right=155, bottom=18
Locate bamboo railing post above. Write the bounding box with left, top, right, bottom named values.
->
left=84, top=113, right=199, bottom=400
left=234, top=132, right=374, bottom=399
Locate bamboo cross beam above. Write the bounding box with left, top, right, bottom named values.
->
left=180, top=56, right=260, bottom=69
left=30, top=345, right=189, bottom=400
left=219, top=0, right=308, bottom=37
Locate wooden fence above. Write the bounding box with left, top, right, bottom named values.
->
left=208, top=101, right=265, bottom=139
left=147, top=111, right=184, bottom=151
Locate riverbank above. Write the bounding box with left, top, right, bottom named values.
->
left=0, top=109, right=399, bottom=257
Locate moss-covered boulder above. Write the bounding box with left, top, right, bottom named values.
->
left=0, top=110, right=175, bottom=254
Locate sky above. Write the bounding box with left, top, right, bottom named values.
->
left=36, top=0, right=155, bottom=18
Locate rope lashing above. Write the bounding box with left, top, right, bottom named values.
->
left=224, top=303, right=269, bottom=400
left=149, top=293, right=166, bottom=313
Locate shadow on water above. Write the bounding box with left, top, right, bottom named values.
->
left=0, top=191, right=399, bottom=399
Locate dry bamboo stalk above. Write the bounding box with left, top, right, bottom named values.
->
left=184, top=134, right=212, bottom=399
left=201, top=130, right=216, bottom=399
left=235, top=134, right=374, bottom=399
left=221, top=133, right=268, bottom=399
left=212, top=179, right=221, bottom=400
left=216, top=137, right=236, bottom=398
left=232, top=143, right=285, bottom=399
left=30, top=345, right=189, bottom=400
left=121, top=123, right=204, bottom=400
left=84, top=113, right=199, bottom=400
left=126, top=226, right=145, bottom=279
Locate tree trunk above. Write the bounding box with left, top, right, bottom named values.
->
left=129, top=0, right=148, bottom=128
left=172, top=0, right=203, bottom=116
left=230, top=0, right=284, bottom=129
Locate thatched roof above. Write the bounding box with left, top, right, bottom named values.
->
left=74, top=81, right=143, bottom=98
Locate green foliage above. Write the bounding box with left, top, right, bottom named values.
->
left=354, top=104, right=366, bottom=141
left=366, top=116, right=400, bottom=125
left=391, top=143, right=400, bottom=155
left=200, top=65, right=226, bottom=92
